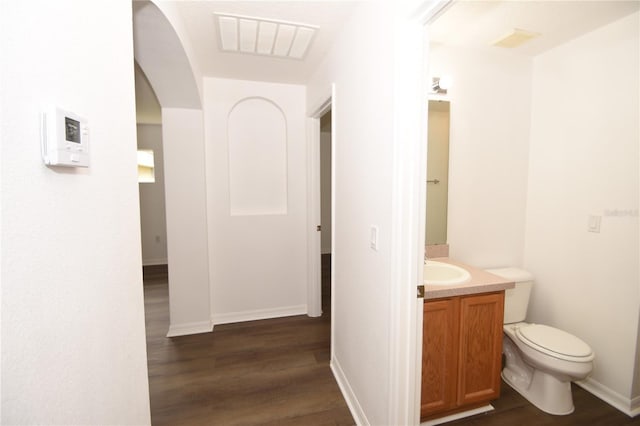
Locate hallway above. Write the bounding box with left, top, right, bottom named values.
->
left=142, top=260, right=354, bottom=425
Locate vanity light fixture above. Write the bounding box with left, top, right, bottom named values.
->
left=431, top=76, right=453, bottom=94
left=215, top=13, right=318, bottom=59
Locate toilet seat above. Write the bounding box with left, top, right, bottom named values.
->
left=515, top=324, right=594, bottom=362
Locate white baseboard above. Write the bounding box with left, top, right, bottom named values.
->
left=331, top=357, right=369, bottom=425
left=576, top=377, right=639, bottom=417
left=421, top=405, right=493, bottom=426
left=166, top=320, right=213, bottom=337
left=212, top=305, right=307, bottom=325
left=631, top=395, right=640, bottom=417
left=142, top=258, right=168, bottom=266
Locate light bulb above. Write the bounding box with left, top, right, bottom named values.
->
left=438, top=75, right=453, bottom=90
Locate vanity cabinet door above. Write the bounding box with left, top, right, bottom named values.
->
left=457, top=292, right=504, bottom=406
left=421, top=297, right=460, bottom=418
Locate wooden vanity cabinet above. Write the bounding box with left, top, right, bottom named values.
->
left=421, top=291, right=504, bottom=421
left=421, top=297, right=459, bottom=415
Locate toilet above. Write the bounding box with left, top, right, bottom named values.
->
left=486, top=267, right=595, bottom=415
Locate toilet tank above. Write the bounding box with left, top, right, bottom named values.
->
left=486, top=267, right=534, bottom=324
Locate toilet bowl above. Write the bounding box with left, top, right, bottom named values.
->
left=487, top=268, right=595, bottom=415
left=502, top=322, right=594, bottom=415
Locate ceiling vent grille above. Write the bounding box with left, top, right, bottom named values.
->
left=492, top=28, right=541, bottom=48
left=215, top=13, right=317, bottom=60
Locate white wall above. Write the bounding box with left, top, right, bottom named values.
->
left=135, top=64, right=162, bottom=125
left=204, top=78, right=308, bottom=324
left=524, top=12, right=640, bottom=414
left=162, top=108, right=212, bottom=336
left=0, top=1, right=151, bottom=424
left=307, top=2, right=398, bottom=424
left=151, top=0, right=204, bottom=104
left=431, top=46, right=533, bottom=268
left=132, top=1, right=201, bottom=110
left=137, top=124, right=168, bottom=265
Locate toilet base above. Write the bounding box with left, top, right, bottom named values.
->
left=502, top=333, right=577, bottom=415
left=502, top=368, right=574, bottom=415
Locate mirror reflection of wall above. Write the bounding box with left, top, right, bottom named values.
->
left=425, top=100, right=450, bottom=245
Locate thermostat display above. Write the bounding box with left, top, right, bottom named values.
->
left=65, top=117, right=81, bottom=143
left=41, top=106, right=89, bottom=167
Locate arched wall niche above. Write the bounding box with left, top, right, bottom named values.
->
left=227, top=97, right=289, bottom=216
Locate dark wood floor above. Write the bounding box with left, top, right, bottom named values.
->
left=443, top=381, right=640, bottom=426
left=143, top=262, right=639, bottom=426
left=142, top=258, right=354, bottom=425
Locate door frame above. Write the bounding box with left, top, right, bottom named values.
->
left=386, top=1, right=453, bottom=424
left=304, top=0, right=453, bottom=422
left=306, top=84, right=335, bottom=324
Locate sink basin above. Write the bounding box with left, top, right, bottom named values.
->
left=424, top=261, right=471, bottom=286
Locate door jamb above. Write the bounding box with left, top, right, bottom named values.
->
left=387, top=1, right=453, bottom=424
left=306, top=85, right=334, bottom=321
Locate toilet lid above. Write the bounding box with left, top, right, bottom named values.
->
left=516, top=324, right=594, bottom=361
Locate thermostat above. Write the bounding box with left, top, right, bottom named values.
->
left=41, top=106, right=89, bottom=167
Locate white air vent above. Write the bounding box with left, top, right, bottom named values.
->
left=215, top=13, right=318, bottom=59
left=492, top=28, right=541, bottom=48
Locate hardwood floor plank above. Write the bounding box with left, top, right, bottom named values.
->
left=143, top=263, right=354, bottom=425
left=445, top=379, right=640, bottom=426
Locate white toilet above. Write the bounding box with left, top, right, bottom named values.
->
left=486, top=267, right=595, bottom=415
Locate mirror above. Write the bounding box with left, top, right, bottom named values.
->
left=425, top=100, right=450, bottom=245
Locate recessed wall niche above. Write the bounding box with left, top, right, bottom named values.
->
left=227, top=97, right=288, bottom=216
